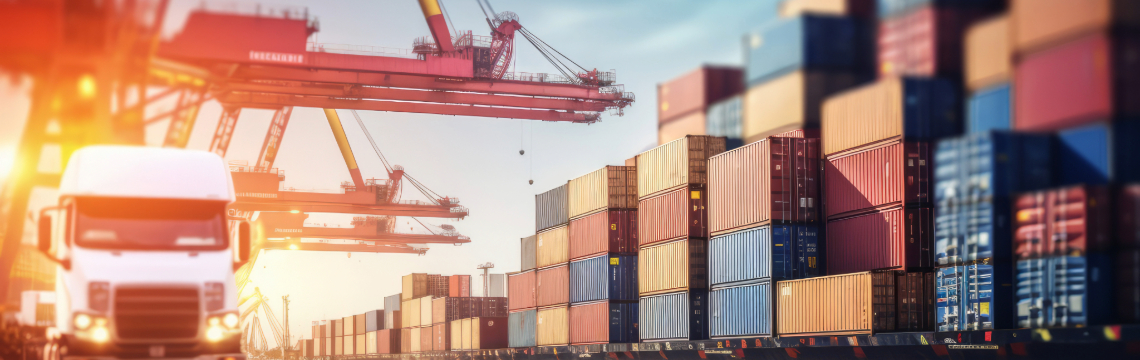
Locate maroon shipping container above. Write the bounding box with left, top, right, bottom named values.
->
left=709, top=137, right=821, bottom=235
left=449, top=275, right=471, bottom=297
left=536, top=265, right=570, bottom=307
left=569, top=210, right=637, bottom=260
left=878, top=6, right=991, bottom=78
left=824, top=140, right=931, bottom=220
left=1120, top=185, right=1140, bottom=248
left=1015, top=33, right=1140, bottom=131
left=480, top=297, right=509, bottom=318
left=508, top=271, right=536, bottom=311
left=1120, top=249, right=1140, bottom=323
left=772, top=128, right=820, bottom=138
left=658, top=66, right=744, bottom=123
left=378, top=329, right=401, bottom=354
left=639, top=186, right=709, bottom=246
left=432, top=323, right=449, bottom=351
left=428, top=274, right=449, bottom=298
left=469, top=317, right=510, bottom=349
left=896, top=271, right=935, bottom=331
left=827, top=206, right=932, bottom=275
left=1014, top=185, right=1112, bottom=259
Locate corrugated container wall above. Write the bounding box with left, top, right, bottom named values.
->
left=378, top=329, right=400, bottom=354
left=1010, top=0, right=1140, bottom=53
left=356, top=333, right=365, bottom=354
left=637, top=135, right=727, bottom=199
left=569, top=254, right=638, bottom=303
left=449, top=320, right=463, bottom=350
left=432, top=298, right=446, bottom=324
left=568, top=166, right=637, bottom=219
left=708, top=137, right=821, bottom=234
left=342, top=316, right=353, bottom=337
left=507, top=271, right=536, bottom=311
left=520, top=235, right=537, bottom=271
left=777, top=272, right=894, bottom=336
left=780, top=0, right=875, bottom=18
left=536, top=184, right=569, bottom=232
left=489, top=274, right=508, bottom=297
left=536, top=265, right=570, bottom=307
left=638, top=239, right=708, bottom=296
left=821, top=78, right=959, bottom=156
left=569, top=301, right=639, bottom=344
left=569, top=210, right=637, bottom=260
left=709, top=281, right=772, bottom=338
left=332, top=319, right=341, bottom=336
left=420, top=296, right=433, bottom=326
left=536, top=306, right=569, bottom=346
left=744, top=15, right=869, bottom=86
left=402, top=274, right=428, bottom=301
left=658, top=112, right=707, bottom=146
left=742, top=70, right=860, bottom=143
left=965, top=15, right=1010, bottom=91
left=432, top=323, right=448, bottom=351
left=877, top=6, right=991, bottom=78
left=335, top=336, right=342, bottom=356
left=657, top=66, right=744, bottom=123
left=449, top=275, right=471, bottom=298
left=536, top=225, right=569, bottom=269
left=639, top=186, right=708, bottom=246
left=355, top=314, right=366, bottom=334
left=709, top=225, right=820, bottom=286
left=706, top=96, right=743, bottom=140
left=402, top=299, right=421, bottom=328
left=508, top=309, right=537, bottom=348
left=344, top=333, right=354, bottom=355
left=1016, top=255, right=1113, bottom=328
left=639, top=290, right=709, bottom=341
left=428, top=274, right=449, bottom=298
left=824, top=141, right=931, bottom=219
left=365, top=310, right=383, bottom=332
left=1014, top=185, right=1111, bottom=259
left=385, top=311, right=401, bottom=330
left=827, top=206, right=932, bottom=274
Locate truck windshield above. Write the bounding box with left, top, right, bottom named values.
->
left=74, top=197, right=228, bottom=250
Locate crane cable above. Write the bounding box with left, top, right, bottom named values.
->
left=349, top=110, right=447, bottom=205
left=475, top=0, right=587, bottom=84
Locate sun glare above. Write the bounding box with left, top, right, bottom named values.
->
left=0, top=144, right=16, bottom=183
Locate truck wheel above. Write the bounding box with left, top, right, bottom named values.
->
left=41, top=341, right=60, bottom=360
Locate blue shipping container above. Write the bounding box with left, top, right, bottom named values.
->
left=745, top=15, right=868, bottom=86
left=569, top=254, right=638, bottom=303
left=1054, top=121, right=1140, bottom=185
left=967, top=83, right=1012, bottom=134
left=1016, top=255, right=1112, bottom=328
left=607, top=302, right=640, bottom=343
left=508, top=309, right=536, bottom=348
left=934, top=131, right=1052, bottom=265
left=936, top=266, right=964, bottom=331
left=709, top=225, right=819, bottom=286
left=709, top=281, right=772, bottom=338
left=966, top=263, right=1013, bottom=330
left=639, top=290, right=708, bottom=341
left=706, top=96, right=742, bottom=140
left=877, top=0, right=1001, bottom=18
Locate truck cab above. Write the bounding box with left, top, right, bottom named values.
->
left=37, top=146, right=250, bottom=360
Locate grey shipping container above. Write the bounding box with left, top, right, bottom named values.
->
left=508, top=309, right=537, bottom=348
left=639, top=290, right=709, bottom=341
left=385, top=294, right=402, bottom=312
left=709, top=280, right=772, bottom=338
left=488, top=274, right=507, bottom=297
left=521, top=235, right=537, bottom=271
left=365, top=310, right=385, bottom=332
left=537, top=184, right=569, bottom=232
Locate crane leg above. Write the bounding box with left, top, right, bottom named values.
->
left=209, top=107, right=242, bottom=156
left=322, top=109, right=365, bottom=188
left=255, top=106, right=293, bottom=171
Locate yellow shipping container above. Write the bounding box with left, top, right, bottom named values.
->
left=536, top=306, right=569, bottom=346
left=402, top=273, right=428, bottom=300
left=344, top=332, right=354, bottom=355
left=355, top=333, right=365, bottom=354
left=965, top=16, right=1011, bottom=91
left=637, top=135, right=727, bottom=199
left=657, top=112, right=705, bottom=146
left=402, top=298, right=421, bottom=328
left=742, top=70, right=857, bottom=144
left=334, top=336, right=343, bottom=355
left=536, top=225, right=569, bottom=269
left=638, top=238, right=706, bottom=296
left=821, top=79, right=904, bottom=156
left=450, top=319, right=464, bottom=350
left=461, top=318, right=473, bottom=349
left=780, top=0, right=867, bottom=17
left=568, top=165, right=637, bottom=219
left=366, top=331, right=377, bottom=354
left=409, top=326, right=421, bottom=352
left=420, top=296, right=433, bottom=327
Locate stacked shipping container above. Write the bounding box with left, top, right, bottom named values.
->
left=657, top=67, right=744, bottom=146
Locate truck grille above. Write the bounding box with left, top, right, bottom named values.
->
left=114, top=286, right=200, bottom=340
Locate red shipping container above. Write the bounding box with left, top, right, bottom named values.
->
left=658, top=66, right=744, bottom=123
left=378, top=329, right=401, bottom=354
left=709, top=137, right=821, bottom=235
left=878, top=6, right=990, bottom=78
left=507, top=270, right=536, bottom=311
left=569, top=210, right=637, bottom=260
left=432, top=323, right=449, bottom=351
left=1014, top=185, right=1112, bottom=259
left=1014, top=33, right=1140, bottom=131
left=826, top=206, right=932, bottom=275
left=638, top=186, right=709, bottom=246
left=1120, top=185, right=1140, bottom=248
left=449, top=275, right=471, bottom=297
left=824, top=141, right=931, bottom=220
left=536, top=265, right=569, bottom=307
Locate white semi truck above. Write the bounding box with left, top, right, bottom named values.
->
left=36, top=146, right=250, bottom=360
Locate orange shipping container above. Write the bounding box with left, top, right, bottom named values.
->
left=966, top=16, right=1011, bottom=91
left=658, top=67, right=744, bottom=123
left=536, top=306, right=569, bottom=346
left=536, top=265, right=570, bottom=307
left=536, top=225, right=569, bottom=269
left=637, top=135, right=727, bottom=199
left=658, top=112, right=706, bottom=145
left=742, top=70, right=859, bottom=144
left=401, top=329, right=412, bottom=353
left=1010, top=0, right=1140, bottom=53
left=638, top=186, right=708, bottom=246
left=779, top=0, right=874, bottom=18
left=776, top=272, right=895, bottom=336
left=638, top=238, right=708, bottom=296
left=568, top=165, right=637, bottom=219
left=420, top=326, right=432, bottom=352
left=508, top=270, right=536, bottom=310
left=432, top=323, right=449, bottom=351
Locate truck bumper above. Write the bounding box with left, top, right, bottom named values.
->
left=63, top=333, right=242, bottom=359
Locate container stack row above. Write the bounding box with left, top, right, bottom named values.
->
left=398, top=273, right=508, bottom=353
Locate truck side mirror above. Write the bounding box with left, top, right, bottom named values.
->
left=38, top=215, right=51, bottom=254
left=238, top=221, right=251, bottom=263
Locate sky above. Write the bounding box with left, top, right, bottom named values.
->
left=0, top=0, right=781, bottom=347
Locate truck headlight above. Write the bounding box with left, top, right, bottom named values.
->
left=74, top=314, right=92, bottom=330
left=223, top=313, right=239, bottom=328
left=208, top=312, right=240, bottom=330
left=75, top=314, right=110, bottom=343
